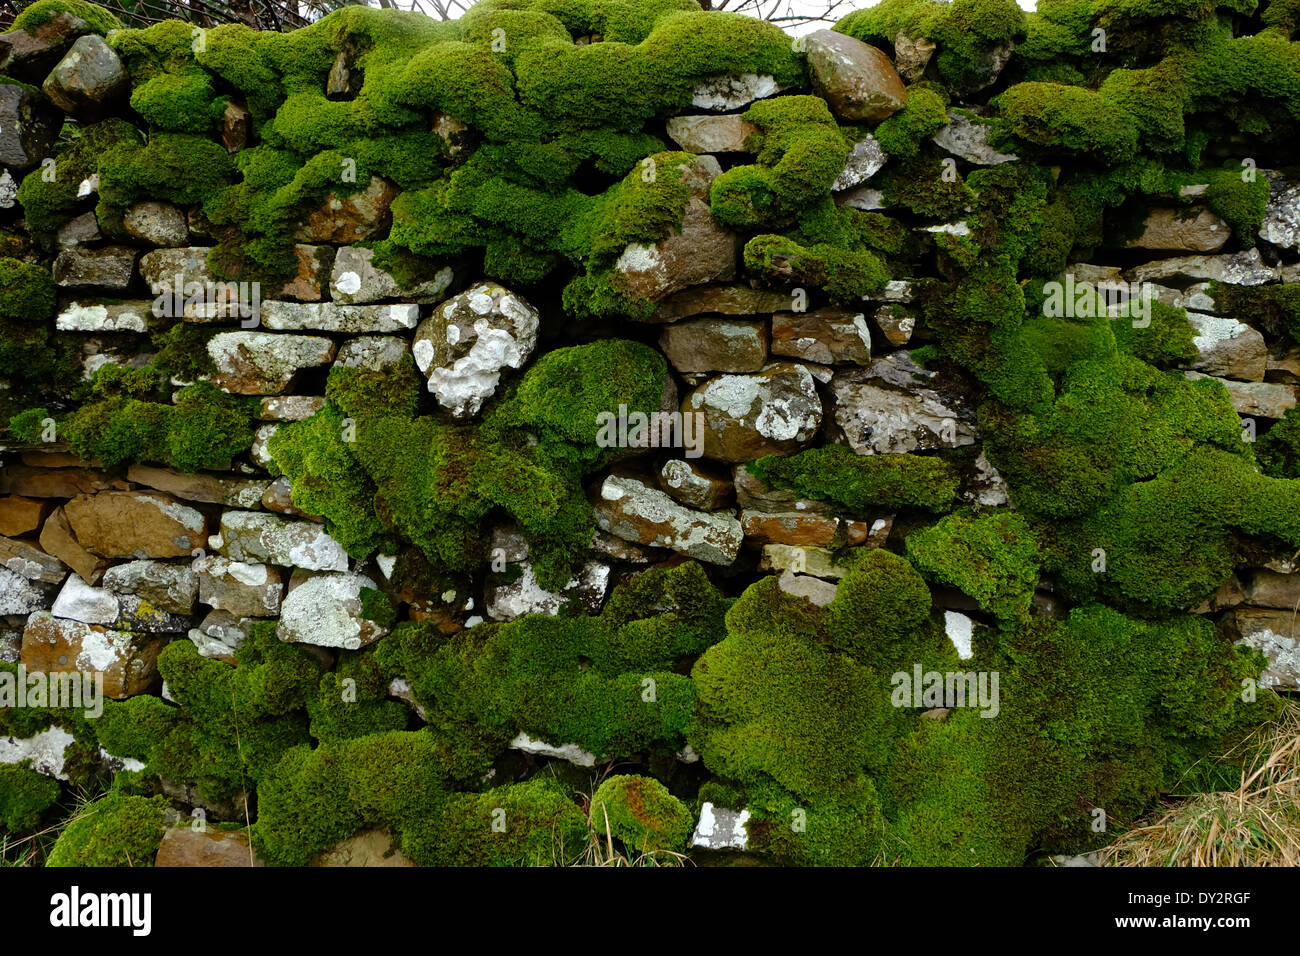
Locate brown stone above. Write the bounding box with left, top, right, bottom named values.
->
left=658, top=459, right=733, bottom=511
left=683, top=364, right=823, bottom=463
left=38, top=506, right=106, bottom=584
left=665, top=114, right=759, bottom=153
left=294, top=176, right=398, bottom=244
left=20, top=612, right=165, bottom=698
left=0, top=465, right=129, bottom=498
left=772, top=308, right=873, bottom=365
left=20, top=448, right=93, bottom=468
left=1191, top=573, right=1246, bottom=614
left=155, top=827, right=263, bottom=867
left=871, top=304, right=916, bottom=347
left=278, top=244, right=334, bottom=301
left=127, top=464, right=270, bottom=510
left=63, top=492, right=207, bottom=559
left=0, top=12, right=89, bottom=83
left=220, top=99, right=251, bottom=152
left=804, top=30, right=907, bottom=122
left=650, top=284, right=794, bottom=323
left=1244, top=570, right=1300, bottom=610
left=732, top=463, right=836, bottom=515
left=0, top=535, right=67, bottom=584
left=1126, top=207, right=1229, bottom=254
left=740, top=510, right=840, bottom=547
left=310, top=829, right=414, bottom=867
left=659, top=318, right=768, bottom=373
left=0, top=496, right=50, bottom=537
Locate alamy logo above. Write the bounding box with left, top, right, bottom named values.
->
left=151, top=273, right=261, bottom=327
left=595, top=405, right=705, bottom=459
left=0, top=665, right=103, bottom=719
left=1042, top=274, right=1153, bottom=328
left=891, top=665, right=1000, bottom=718
left=50, top=887, right=151, bottom=936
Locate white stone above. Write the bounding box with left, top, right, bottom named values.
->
left=509, top=732, right=597, bottom=767
left=690, top=801, right=750, bottom=850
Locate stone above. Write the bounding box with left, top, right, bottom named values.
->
left=804, top=30, right=907, bottom=122
left=56, top=210, right=102, bottom=245
left=485, top=561, right=609, bottom=621
left=594, top=474, right=743, bottom=565
left=334, top=335, right=409, bottom=371
left=1192, top=574, right=1246, bottom=614
left=684, top=364, right=822, bottom=463
left=612, top=155, right=738, bottom=302
left=126, top=464, right=270, bottom=510
left=1244, top=570, right=1300, bottom=610
left=835, top=186, right=886, bottom=211
left=732, top=463, right=836, bottom=515
left=832, top=135, right=888, bottom=191
left=1266, top=347, right=1300, bottom=385
left=0, top=726, right=78, bottom=780
left=38, top=507, right=105, bottom=584
left=588, top=529, right=665, bottom=564
left=123, top=201, right=188, bottom=247
left=1259, top=171, right=1300, bottom=251
left=261, top=301, right=419, bottom=334
left=1128, top=248, right=1280, bottom=286
left=690, top=802, right=749, bottom=850
left=412, top=281, right=540, bottom=419
left=665, top=114, right=759, bottom=153
left=759, top=544, right=848, bottom=579
left=0, top=567, right=54, bottom=615
left=64, top=491, right=206, bottom=559
left=0, top=535, right=66, bottom=584
left=1183, top=372, right=1298, bottom=418
left=650, top=283, right=793, bottom=323
left=139, top=246, right=217, bottom=292
left=310, top=829, right=413, bottom=867
left=961, top=450, right=1011, bottom=508
left=253, top=421, right=278, bottom=465
left=42, top=35, right=128, bottom=113
left=101, top=560, right=198, bottom=616
left=52, top=245, right=137, bottom=289
left=1126, top=207, right=1229, bottom=253
left=741, top=510, right=842, bottom=547
left=326, top=48, right=356, bottom=99
left=1223, top=608, right=1300, bottom=690
left=207, top=331, right=335, bottom=395
left=509, top=731, right=597, bottom=767
left=0, top=12, right=89, bottom=82
left=776, top=571, right=838, bottom=607
left=691, top=73, right=789, bottom=111
left=329, top=245, right=453, bottom=305
left=277, top=572, right=389, bottom=650
left=432, top=111, right=472, bottom=156
left=258, top=396, right=326, bottom=422
left=21, top=612, right=165, bottom=698
left=276, top=244, right=333, bottom=301
left=54, top=299, right=155, bottom=333
left=196, top=557, right=282, bottom=618
left=294, top=175, right=398, bottom=244
left=870, top=303, right=915, bottom=347
left=0, top=496, right=49, bottom=537
left=155, top=827, right=263, bottom=867
left=0, top=81, right=61, bottom=172
left=0, top=465, right=128, bottom=498
left=831, top=351, right=978, bottom=454
left=658, top=459, right=733, bottom=511
left=0, top=168, right=18, bottom=209
left=218, top=511, right=349, bottom=571
left=931, top=112, right=1017, bottom=165
left=50, top=573, right=117, bottom=624
left=893, top=32, right=936, bottom=82
left=771, top=307, right=873, bottom=365
left=659, top=318, right=768, bottom=373
left=220, top=99, right=250, bottom=152
left=1185, top=312, right=1267, bottom=381
left=189, top=609, right=250, bottom=662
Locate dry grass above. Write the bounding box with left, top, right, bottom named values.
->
left=1101, top=702, right=1300, bottom=867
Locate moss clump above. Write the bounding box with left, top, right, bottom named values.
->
left=743, top=234, right=890, bottom=302
left=130, top=72, right=226, bottom=134
left=0, top=258, right=56, bottom=323
left=873, top=88, right=951, bottom=162
left=12, top=0, right=121, bottom=34
left=1258, top=408, right=1300, bottom=479
left=45, top=793, right=169, bottom=867
left=906, top=511, right=1041, bottom=620
left=16, top=120, right=143, bottom=236
left=589, top=774, right=693, bottom=854
left=747, top=444, right=960, bottom=513
left=0, top=765, right=61, bottom=834
left=99, top=134, right=236, bottom=209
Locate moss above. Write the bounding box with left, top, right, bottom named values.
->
left=995, top=83, right=1139, bottom=162
left=130, top=72, right=226, bottom=134
left=98, top=133, right=236, bottom=210
left=46, top=793, right=169, bottom=867
left=1209, top=280, right=1300, bottom=343
left=7, top=407, right=51, bottom=443
left=0, top=258, right=56, bottom=323
left=0, top=764, right=60, bottom=834
left=12, top=0, right=121, bottom=34
left=590, top=774, right=692, bottom=854
left=1258, top=407, right=1300, bottom=478
left=873, top=88, right=951, bottom=162
left=747, top=444, right=960, bottom=513
left=16, top=120, right=143, bottom=236
left=906, top=511, right=1041, bottom=620
left=743, top=234, right=889, bottom=302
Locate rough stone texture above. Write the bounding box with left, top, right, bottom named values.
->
left=690, top=801, right=749, bottom=850
left=665, top=114, right=759, bottom=153
left=1, top=168, right=20, bottom=209
left=759, top=543, right=849, bottom=579
left=931, top=112, right=1017, bottom=165
left=0, top=535, right=66, bottom=585
left=196, top=557, right=282, bottom=617
left=124, top=201, right=188, bottom=247
left=127, top=464, right=270, bottom=509
left=412, top=281, right=540, bottom=419
left=1183, top=372, right=1298, bottom=418
left=1259, top=171, right=1300, bottom=251
left=0, top=567, right=54, bottom=615
left=733, top=463, right=836, bottom=515
left=1223, top=608, right=1299, bottom=690
left=832, top=135, right=888, bottom=192
left=831, top=351, right=978, bottom=454
left=613, top=155, right=737, bottom=302
left=893, top=32, right=936, bottom=82
left=42, top=35, right=127, bottom=113
left=310, top=829, right=414, bottom=867
left=0, top=726, right=78, bottom=780
left=870, top=303, right=915, bottom=347
left=594, top=474, right=743, bottom=565
left=659, top=318, right=768, bottom=374
left=101, top=560, right=198, bottom=616
left=38, top=506, right=106, bottom=585
left=52, top=245, right=137, bottom=289
left=650, top=284, right=793, bottom=323
left=684, top=364, right=822, bottom=463
left=1185, top=312, right=1267, bottom=381
left=1129, top=248, right=1280, bottom=286
left=56, top=210, right=102, bottom=245
left=64, top=491, right=206, bottom=559
left=776, top=571, right=838, bottom=607
left=207, top=331, right=336, bottom=395
left=658, top=459, right=733, bottom=511
left=330, top=245, right=452, bottom=304
left=220, top=99, right=251, bottom=152
left=155, top=827, right=263, bottom=867
left=1244, top=570, right=1300, bottom=610
left=771, top=308, right=872, bottom=365
left=54, top=299, right=154, bottom=333
left=691, top=73, right=789, bottom=111
left=0, top=81, right=61, bottom=171
left=259, top=396, right=327, bottom=422
left=741, top=510, right=843, bottom=547
left=294, top=175, right=398, bottom=244
left=0, top=496, right=49, bottom=537
left=485, top=561, right=609, bottom=621
left=334, top=335, right=409, bottom=371
left=1127, top=207, right=1230, bottom=253
left=262, top=300, right=419, bottom=334
left=277, top=572, right=388, bottom=650
left=218, top=511, right=349, bottom=571
left=21, top=612, right=165, bottom=698
left=804, top=30, right=907, bottom=122
left=277, top=244, right=333, bottom=302
left=0, top=12, right=89, bottom=83
left=836, top=185, right=886, bottom=211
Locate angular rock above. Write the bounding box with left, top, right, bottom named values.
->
left=126, top=464, right=270, bottom=510
left=56, top=210, right=102, bottom=245
left=155, top=827, right=263, bottom=867
left=1266, top=347, right=1300, bottom=386
left=50, top=573, right=117, bottom=624
left=961, top=450, right=1011, bottom=508
left=217, top=511, right=349, bottom=571
left=659, top=318, right=767, bottom=374
left=52, top=245, right=137, bottom=289
left=650, top=283, right=793, bottom=323
left=139, top=246, right=217, bottom=292
left=189, top=609, right=250, bottom=663
left=832, top=135, right=888, bottom=191
left=0, top=81, right=60, bottom=172
left=0, top=567, right=54, bottom=615
left=870, top=303, right=916, bottom=347
left=509, top=731, right=597, bottom=767
left=21, top=612, right=165, bottom=698
left=1185, top=312, right=1267, bottom=381
left=220, top=99, right=250, bottom=152
left=771, top=307, right=872, bottom=365
left=594, top=474, right=743, bottom=565
left=293, top=176, right=398, bottom=244
left=310, top=830, right=413, bottom=867
left=804, top=30, right=906, bottom=122
left=665, top=114, right=758, bottom=153
left=196, top=557, right=282, bottom=618
left=831, top=351, right=977, bottom=454
left=684, top=363, right=822, bottom=463
left=0, top=496, right=49, bottom=537
left=1259, top=171, right=1300, bottom=251
left=759, top=543, right=848, bottom=579
left=124, top=201, right=188, bottom=247
left=1244, top=570, right=1300, bottom=610
left=0, top=726, right=77, bottom=779
left=1128, top=248, right=1280, bottom=286
left=334, top=335, right=409, bottom=371
left=261, top=301, right=419, bottom=334
left=277, top=244, right=333, bottom=302
left=740, top=510, right=844, bottom=547
left=0, top=168, right=18, bottom=209
left=0, top=535, right=66, bottom=584
left=658, top=459, right=733, bottom=511
left=777, top=571, right=838, bottom=607
left=101, top=560, right=198, bottom=616
left=588, top=529, right=665, bottom=564
left=432, top=111, right=472, bottom=156
left=42, top=35, right=127, bottom=113
left=207, top=331, right=335, bottom=395
left=1224, top=608, right=1300, bottom=690
left=691, top=73, right=789, bottom=111
left=0, top=465, right=128, bottom=498
left=260, top=475, right=317, bottom=518
left=835, top=185, right=886, bottom=211
left=1184, top=372, right=1298, bottom=418
left=54, top=299, right=154, bottom=333
left=329, top=245, right=453, bottom=305
left=0, top=11, right=89, bottom=82
left=64, top=491, right=206, bottom=559
left=485, top=560, right=609, bottom=621
left=38, top=506, right=105, bottom=584
left=733, top=463, right=835, bottom=515
left=250, top=424, right=278, bottom=470
left=931, top=112, right=1016, bottom=165
left=690, top=802, right=749, bottom=850
left=258, top=395, right=326, bottom=422
left=612, top=155, right=737, bottom=302
left=1127, top=207, right=1229, bottom=253
left=412, top=281, right=540, bottom=419
left=893, top=32, right=936, bottom=82
left=277, top=571, right=389, bottom=650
